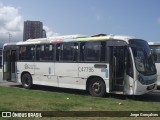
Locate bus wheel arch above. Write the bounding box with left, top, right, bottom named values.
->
left=86, top=76, right=106, bottom=97
left=21, top=72, right=33, bottom=89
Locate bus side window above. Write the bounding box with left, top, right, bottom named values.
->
left=101, top=41, right=106, bottom=62
left=80, top=42, right=86, bottom=61
left=30, top=46, right=35, bottom=60
left=62, top=43, right=74, bottom=61
left=19, top=46, right=35, bottom=61
left=84, top=41, right=101, bottom=62
left=56, top=43, right=62, bottom=61
left=79, top=41, right=105, bottom=62
left=48, top=44, right=54, bottom=61
left=73, top=43, right=78, bottom=61
left=36, top=44, right=54, bottom=61
left=56, top=43, right=76, bottom=62
left=19, top=46, right=26, bottom=60
left=41, top=45, right=49, bottom=60
left=36, top=45, right=41, bottom=61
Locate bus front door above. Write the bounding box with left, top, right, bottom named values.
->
left=3, top=49, right=16, bottom=81
left=109, top=46, right=126, bottom=93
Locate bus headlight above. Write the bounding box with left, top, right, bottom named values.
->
left=138, top=75, right=145, bottom=85
left=129, top=84, right=133, bottom=87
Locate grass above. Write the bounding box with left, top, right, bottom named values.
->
left=0, top=85, right=160, bottom=120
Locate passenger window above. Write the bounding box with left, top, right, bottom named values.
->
left=63, top=43, right=74, bottom=61
left=36, top=44, right=54, bottom=61
left=56, top=42, right=77, bottom=62
left=19, top=46, right=35, bottom=61
left=80, top=41, right=105, bottom=62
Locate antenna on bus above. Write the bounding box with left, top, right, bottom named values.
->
left=91, top=34, right=107, bottom=37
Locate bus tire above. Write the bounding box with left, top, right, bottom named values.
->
left=89, top=78, right=106, bottom=97
left=21, top=73, right=32, bottom=89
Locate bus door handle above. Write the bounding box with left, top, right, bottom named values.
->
left=94, top=64, right=107, bottom=68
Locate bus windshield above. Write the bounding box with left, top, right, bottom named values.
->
left=129, top=39, right=156, bottom=75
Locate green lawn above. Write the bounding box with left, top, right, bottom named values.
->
left=0, top=85, right=160, bottom=120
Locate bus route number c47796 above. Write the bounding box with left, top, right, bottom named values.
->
left=78, top=67, right=94, bottom=72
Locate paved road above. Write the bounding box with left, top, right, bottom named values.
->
left=0, top=81, right=21, bottom=86
left=0, top=69, right=21, bottom=87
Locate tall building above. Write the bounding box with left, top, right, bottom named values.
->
left=42, top=29, right=47, bottom=38
left=23, top=21, right=46, bottom=41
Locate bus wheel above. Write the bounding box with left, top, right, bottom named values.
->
left=89, top=78, right=106, bottom=97
left=21, top=73, right=32, bottom=89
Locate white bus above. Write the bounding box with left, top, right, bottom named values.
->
left=2, top=34, right=157, bottom=97
left=148, top=42, right=160, bottom=86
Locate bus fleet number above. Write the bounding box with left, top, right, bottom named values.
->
left=78, top=67, right=94, bottom=72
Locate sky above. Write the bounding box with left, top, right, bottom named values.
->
left=0, top=0, right=160, bottom=44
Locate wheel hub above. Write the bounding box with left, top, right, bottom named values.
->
left=92, top=82, right=101, bottom=93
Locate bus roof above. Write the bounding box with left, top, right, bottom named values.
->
left=148, top=42, right=160, bottom=45
left=3, top=42, right=17, bottom=48
left=5, top=34, right=137, bottom=46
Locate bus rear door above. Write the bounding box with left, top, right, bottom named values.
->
left=3, top=45, right=17, bottom=81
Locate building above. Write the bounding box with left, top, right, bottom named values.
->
left=42, top=29, right=47, bottom=38
left=23, top=21, right=46, bottom=41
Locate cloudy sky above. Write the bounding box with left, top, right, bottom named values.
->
left=0, top=3, right=22, bottom=43
left=0, top=0, right=160, bottom=44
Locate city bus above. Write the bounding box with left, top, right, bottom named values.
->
left=2, top=34, right=157, bottom=97
left=148, top=42, right=160, bottom=86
